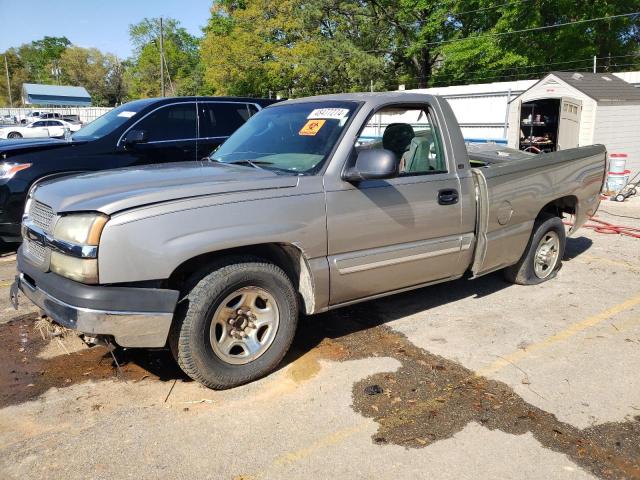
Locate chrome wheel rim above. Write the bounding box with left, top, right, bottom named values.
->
left=533, top=231, right=560, bottom=279
left=210, top=286, right=279, bottom=365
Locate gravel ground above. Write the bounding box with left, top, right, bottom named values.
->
left=0, top=196, right=639, bottom=480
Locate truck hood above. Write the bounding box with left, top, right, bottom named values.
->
left=33, top=161, right=299, bottom=215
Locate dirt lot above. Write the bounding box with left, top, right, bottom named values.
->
left=1, top=198, right=639, bottom=480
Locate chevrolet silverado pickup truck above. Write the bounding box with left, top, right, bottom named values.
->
left=12, top=92, right=606, bottom=389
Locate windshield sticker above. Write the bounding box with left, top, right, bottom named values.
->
left=299, top=119, right=326, bottom=136
left=117, top=111, right=137, bottom=118
left=307, top=108, right=349, bottom=120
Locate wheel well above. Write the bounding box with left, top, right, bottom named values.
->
left=167, top=243, right=316, bottom=315
left=537, top=195, right=577, bottom=222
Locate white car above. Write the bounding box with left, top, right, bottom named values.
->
left=0, top=119, right=82, bottom=139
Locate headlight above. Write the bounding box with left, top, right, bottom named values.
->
left=50, top=252, right=98, bottom=284
left=49, top=212, right=108, bottom=284
left=0, top=162, right=31, bottom=179
left=53, top=213, right=108, bottom=245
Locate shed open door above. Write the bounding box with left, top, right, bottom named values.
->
left=557, top=97, right=582, bottom=150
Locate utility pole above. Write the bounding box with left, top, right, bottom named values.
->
left=160, top=17, right=165, bottom=97
left=593, top=55, right=597, bottom=73
left=370, top=80, right=374, bottom=92
left=4, top=55, right=12, bottom=107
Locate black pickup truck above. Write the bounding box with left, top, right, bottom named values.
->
left=0, top=96, right=277, bottom=242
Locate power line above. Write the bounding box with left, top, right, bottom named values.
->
left=426, top=11, right=640, bottom=46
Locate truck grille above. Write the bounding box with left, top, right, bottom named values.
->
left=28, top=201, right=55, bottom=232
left=24, top=238, right=47, bottom=263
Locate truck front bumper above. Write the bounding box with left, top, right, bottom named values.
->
left=13, top=249, right=180, bottom=348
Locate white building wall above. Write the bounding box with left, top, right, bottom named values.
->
left=613, top=71, right=640, bottom=86
left=593, top=104, right=640, bottom=174
left=406, top=79, right=537, bottom=142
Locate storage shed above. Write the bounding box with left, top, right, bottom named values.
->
left=507, top=72, right=640, bottom=173
left=21, top=83, right=92, bottom=106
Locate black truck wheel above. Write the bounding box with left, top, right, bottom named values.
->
left=171, top=259, right=298, bottom=389
left=503, top=214, right=566, bottom=285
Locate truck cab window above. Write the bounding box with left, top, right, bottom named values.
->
left=135, top=103, right=197, bottom=142
left=357, top=106, right=447, bottom=175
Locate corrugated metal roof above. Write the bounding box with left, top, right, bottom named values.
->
left=550, top=71, right=640, bottom=103
left=22, top=83, right=91, bottom=106
left=22, top=83, right=91, bottom=98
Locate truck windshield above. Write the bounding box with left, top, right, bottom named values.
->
left=72, top=101, right=151, bottom=141
left=211, top=101, right=359, bottom=174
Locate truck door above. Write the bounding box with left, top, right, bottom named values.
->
left=325, top=103, right=474, bottom=305
left=557, top=97, right=582, bottom=150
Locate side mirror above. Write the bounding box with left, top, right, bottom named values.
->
left=343, top=149, right=399, bottom=182
left=122, top=129, right=147, bottom=146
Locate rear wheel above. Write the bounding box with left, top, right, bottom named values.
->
left=7, top=132, right=22, bottom=139
left=503, top=214, right=566, bottom=285
left=171, top=259, right=298, bottom=389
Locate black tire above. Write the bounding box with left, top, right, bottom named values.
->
left=7, top=132, right=22, bottom=139
left=171, top=258, right=298, bottom=389
left=503, top=214, right=566, bottom=285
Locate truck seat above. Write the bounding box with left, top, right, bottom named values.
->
left=382, top=123, right=415, bottom=163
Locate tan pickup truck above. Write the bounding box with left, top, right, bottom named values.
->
left=13, top=92, right=606, bottom=389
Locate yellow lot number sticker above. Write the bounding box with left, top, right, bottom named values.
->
left=299, top=119, right=326, bottom=136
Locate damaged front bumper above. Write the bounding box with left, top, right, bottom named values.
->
left=12, top=248, right=179, bottom=348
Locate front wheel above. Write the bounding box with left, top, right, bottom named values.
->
left=503, top=214, right=566, bottom=285
left=171, top=259, right=298, bottom=389
left=7, top=132, right=22, bottom=139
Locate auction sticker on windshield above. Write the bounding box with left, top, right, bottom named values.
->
left=299, top=119, right=326, bottom=136
left=117, top=111, right=137, bottom=118
left=307, top=108, right=349, bottom=120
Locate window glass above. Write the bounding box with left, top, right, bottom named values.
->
left=211, top=101, right=358, bottom=175
left=199, top=102, right=257, bottom=138
left=32, top=121, right=46, bottom=127
left=356, top=106, right=447, bottom=175
left=73, top=100, right=152, bottom=141
left=134, top=103, right=197, bottom=142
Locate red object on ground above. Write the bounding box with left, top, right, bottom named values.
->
left=563, top=217, right=640, bottom=239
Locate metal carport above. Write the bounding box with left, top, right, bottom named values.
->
left=21, top=83, right=92, bottom=106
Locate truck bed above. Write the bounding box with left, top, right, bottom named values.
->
left=468, top=144, right=607, bottom=277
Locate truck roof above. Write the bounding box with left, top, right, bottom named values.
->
left=280, top=91, right=438, bottom=108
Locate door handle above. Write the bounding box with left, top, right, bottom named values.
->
left=438, top=189, right=459, bottom=205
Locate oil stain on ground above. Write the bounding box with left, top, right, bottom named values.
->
left=0, top=316, right=184, bottom=408
left=324, top=309, right=640, bottom=480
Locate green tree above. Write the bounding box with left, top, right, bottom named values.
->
left=127, top=17, right=206, bottom=97
left=17, top=36, right=71, bottom=84
left=201, top=0, right=388, bottom=97
left=0, top=50, right=30, bottom=106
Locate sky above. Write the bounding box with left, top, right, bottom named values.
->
left=0, top=0, right=212, bottom=58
